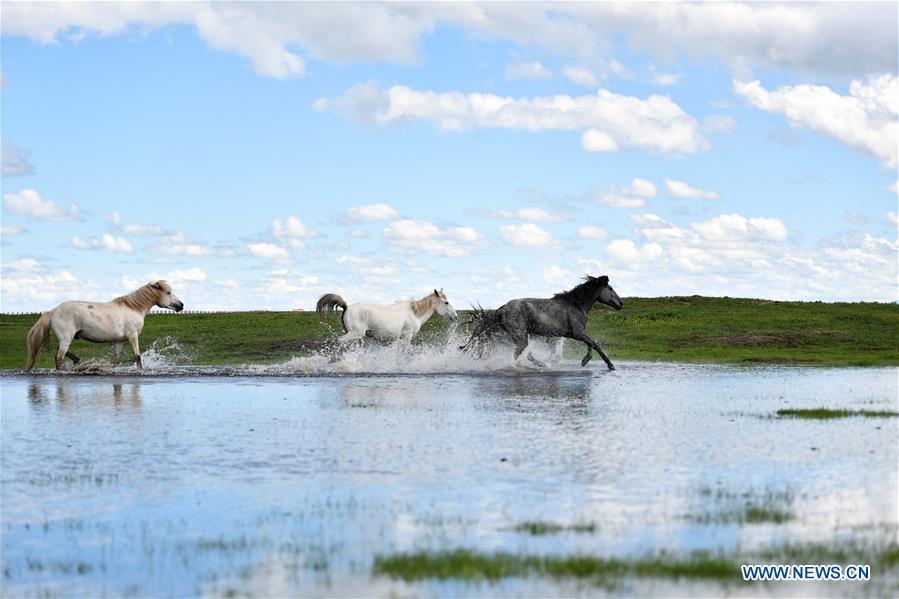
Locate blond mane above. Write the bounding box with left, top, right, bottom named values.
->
left=113, top=281, right=169, bottom=313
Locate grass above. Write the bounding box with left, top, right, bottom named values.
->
left=513, top=521, right=597, bottom=535
left=690, top=488, right=795, bottom=525
left=1, top=296, right=897, bottom=369
left=372, top=542, right=899, bottom=585
left=776, top=408, right=899, bottom=419
left=372, top=549, right=735, bottom=583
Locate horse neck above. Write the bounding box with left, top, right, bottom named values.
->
left=410, top=296, right=436, bottom=325
left=576, top=284, right=605, bottom=313
left=114, top=288, right=158, bottom=315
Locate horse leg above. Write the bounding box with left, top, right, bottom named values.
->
left=126, top=334, right=142, bottom=369
left=55, top=336, right=74, bottom=371
left=526, top=351, right=547, bottom=368
left=65, top=351, right=81, bottom=366
left=509, top=330, right=530, bottom=363
left=112, top=342, right=123, bottom=364
left=570, top=331, right=614, bottom=370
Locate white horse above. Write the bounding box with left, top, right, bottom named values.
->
left=25, top=280, right=184, bottom=371
left=316, top=288, right=458, bottom=343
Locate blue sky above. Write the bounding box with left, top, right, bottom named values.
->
left=1, top=2, right=897, bottom=311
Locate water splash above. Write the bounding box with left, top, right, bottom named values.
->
left=140, top=336, right=195, bottom=369
left=20, top=330, right=578, bottom=377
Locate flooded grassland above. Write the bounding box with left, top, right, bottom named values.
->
left=1, top=360, right=897, bottom=596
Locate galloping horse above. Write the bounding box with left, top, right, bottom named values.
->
left=460, top=274, right=623, bottom=369
left=316, top=289, right=458, bottom=343
left=25, top=280, right=184, bottom=371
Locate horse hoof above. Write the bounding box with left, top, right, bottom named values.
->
left=607, top=364, right=616, bottom=371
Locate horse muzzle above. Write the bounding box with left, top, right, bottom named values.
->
left=173, top=302, right=184, bottom=312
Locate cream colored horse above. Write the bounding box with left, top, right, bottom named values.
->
left=316, top=289, right=458, bottom=342
left=25, top=280, right=184, bottom=371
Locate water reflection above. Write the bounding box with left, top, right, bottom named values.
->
left=26, top=382, right=143, bottom=411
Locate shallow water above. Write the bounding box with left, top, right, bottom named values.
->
left=1, top=359, right=897, bottom=597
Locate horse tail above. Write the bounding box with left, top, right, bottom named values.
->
left=459, top=303, right=501, bottom=352
left=25, top=310, right=53, bottom=371
left=316, top=293, right=348, bottom=332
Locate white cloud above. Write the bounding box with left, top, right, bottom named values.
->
left=887, top=181, right=898, bottom=196
left=506, top=61, right=552, bottom=80
left=3, top=2, right=893, bottom=82
left=71, top=234, right=133, bottom=253
left=1, top=224, right=24, bottom=236
left=3, top=189, right=80, bottom=221
left=336, top=254, right=371, bottom=265
left=471, top=207, right=564, bottom=222
left=499, top=223, right=559, bottom=248
left=248, top=242, right=290, bottom=260
left=606, top=239, right=663, bottom=265
left=2, top=258, right=42, bottom=271
left=166, top=267, right=207, bottom=283
left=703, top=114, right=737, bottom=133
left=562, top=65, right=598, bottom=87
left=122, top=223, right=164, bottom=235
left=383, top=219, right=487, bottom=257
left=734, top=74, right=898, bottom=169
left=316, top=82, right=707, bottom=155
left=665, top=179, right=721, bottom=201
left=651, top=71, right=681, bottom=86
left=345, top=203, right=400, bottom=221
left=596, top=177, right=658, bottom=208
left=543, top=265, right=578, bottom=287
left=1, top=138, right=33, bottom=177
left=272, top=216, right=317, bottom=239
left=577, top=225, right=607, bottom=240
left=0, top=270, right=84, bottom=311
left=886, top=211, right=898, bottom=229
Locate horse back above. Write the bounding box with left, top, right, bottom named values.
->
left=498, top=297, right=582, bottom=336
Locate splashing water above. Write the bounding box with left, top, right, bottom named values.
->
left=23, top=329, right=578, bottom=377
left=140, top=336, right=196, bottom=368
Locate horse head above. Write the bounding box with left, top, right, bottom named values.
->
left=151, top=281, right=185, bottom=312
left=432, top=288, right=459, bottom=322
left=596, top=276, right=623, bottom=310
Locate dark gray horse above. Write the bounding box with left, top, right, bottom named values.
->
left=459, top=275, right=623, bottom=369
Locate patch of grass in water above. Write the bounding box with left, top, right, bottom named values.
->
left=690, top=488, right=794, bottom=524
left=372, top=549, right=735, bottom=583
left=373, top=542, right=899, bottom=584
left=776, top=408, right=899, bottom=419
left=513, top=521, right=597, bottom=535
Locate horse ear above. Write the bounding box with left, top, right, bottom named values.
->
left=434, top=289, right=439, bottom=297
left=599, top=275, right=609, bottom=285
left=151, top=281, right=161, bottom=289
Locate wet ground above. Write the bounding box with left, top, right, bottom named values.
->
left=1, top=358, right=897, bottom=597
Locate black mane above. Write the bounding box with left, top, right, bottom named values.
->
left=553, top=274, right=609, bottom=307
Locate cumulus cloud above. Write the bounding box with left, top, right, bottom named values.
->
left=2, top=258, right=42, bottom=271
left=3, top=189, right=80, bottom=221
left=345, top=203, right=400, bottom=221
left=383, top=219, right=487, bottom=257
left=886, top=211, right=898, bottom=229
left=499, top=223, right=559, bottom=248
left=606, top=238, right=663, bottom=265
left=734, top=74, right=898, bottom=169
left=248, top=242, right=290, bottom=260
left=122, top=223, right=164, bottom=235
left=166, top=267, right=207, bottom=283
left=1, top=138, right=33, bottom=177
left=71, top=234, right=133, bottom=253
left=595, top=177, right=658, bottom=208
left=3, top=2, right=893, bottom=81
left=665, top=179, right=721, bottom=201
left=272, top=216, right=317, bottom=239
left=562, top=65, right=598, bottom=87
left=577, top=225, right=607, bottom=240
left=506, top=61, right=552, bottom=80
left=0, top=270, right=83, bottom=311
left=315, top=82, right=707, bottom=155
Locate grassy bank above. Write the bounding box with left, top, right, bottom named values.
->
left=1, top=296, right=897, bottom=369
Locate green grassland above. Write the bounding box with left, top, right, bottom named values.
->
left=1, top=296, right=897, bottom=369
